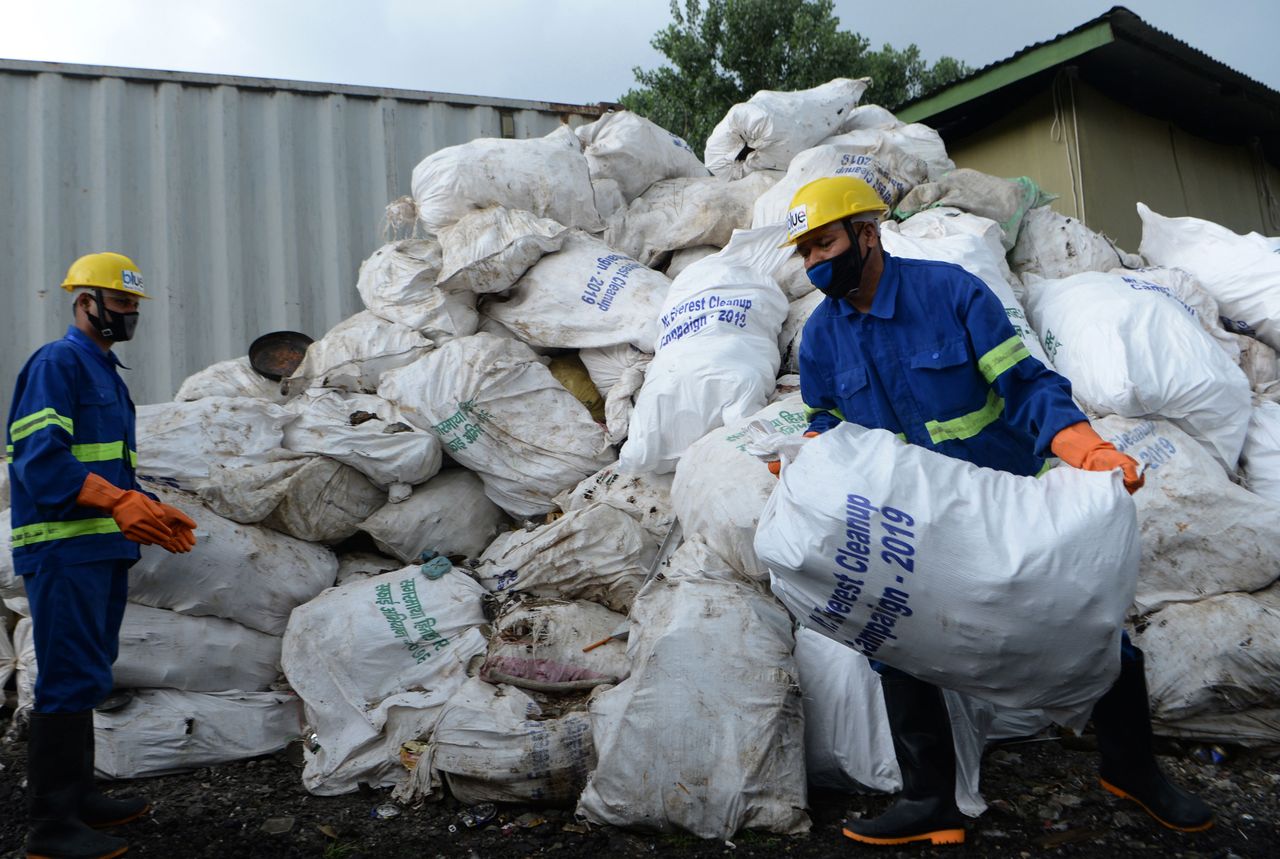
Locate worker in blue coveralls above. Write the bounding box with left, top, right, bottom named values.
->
left=778, top=176, right=1214, bottom=847
left=8, top=252, right=197, bottom=859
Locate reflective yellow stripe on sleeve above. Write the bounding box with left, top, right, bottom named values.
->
left=925, top=390, right=1005, bottom=444
left=70, top=441, right=134, bottom=464
left=8, top=408, right=75, bottom=442
left=803, top=404, right=847, bottom=423
left=10, top=518, right=121, bottom=548
left=977, top=336, right=1031, bottom=385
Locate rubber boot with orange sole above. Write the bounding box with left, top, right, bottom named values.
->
left=26, top=711, right=128, bottom=859
left=1092, top=646, right=1214, bottom=833
left=842, top=672, right=967, bottom=846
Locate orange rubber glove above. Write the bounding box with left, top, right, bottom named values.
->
left=77, top=472, right=175, bottom=546
left=1050, top=421, right=1144, bottom=494
left=157, top=503, right=198, bottom=553
left=768, top=432, right=821, bottom=477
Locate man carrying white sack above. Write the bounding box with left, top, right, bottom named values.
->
left=779, top=176, right=1212, bottom=846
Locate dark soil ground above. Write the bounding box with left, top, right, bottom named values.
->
left=1, top=709, right=1275, bottom=859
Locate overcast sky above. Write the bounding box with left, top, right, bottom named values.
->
left=3, top=1, right=1277, bottom=105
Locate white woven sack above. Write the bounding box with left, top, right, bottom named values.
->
left=1138, top=203, right=1280, bottom=350
left=778, top=290, right=824, bottom=374
left=1095, top=416, right=1280, bottom=613
left=411, top=125, right=603, bottom=234
left=1024, top=270, right=1253, bottom=469
left=1233, top=334, right=1280, bottom=388
left=283, top=311, right=434, bottom=396
left=113, top=603, right=281, bottom=692
left=259, top=457, right=387, bottom=544
left=377, top=334, right=614, bottom=518
left=577, top=538, right=809, bottom=838
left=1241, top=401, right=1280, bottom=502
left=429, top=677, right=595, bottom=805
left=485, top=232, right=671, bottom=351
left=670, top=396, right=808, bottom=580
left=578, top=344, right=651, bottom=444
left=704, top=77, right=869, bottom=178
left=479, top=599, right=630, bottom=691
left=1112, top=266, right=1241, bottom=361
left=577, top=110, right=708, bottom=203
left=751, top=134, right=929, bottom=228
left=823, top=122, right=953, bottom=180
left=794, top=628, right=993, bottom=817
left=356, top=239, right=479, bottom=341
left=474, top=502, right=657, bottom=613
left=834, top=104, right=904, bottom=133
left=135, top=397, right=294, bottom=491
left=603, top=173, right=779, bottom=267
left=883, top=211, right=1053, bottom=368
left=435, top=207, right=568, bottom=294
left=130, top=486, right=337, bottom=636
left=1009, top=206, right=1138, bottom=283
left=1136, top=587, right=1280, bottom=746
left=617, top=226, right=791, bottom=474
left=664, top=245, right=718, bottom=279
left=360, top=469, right=508, bottom=563
left=174, top=357, right=284, bottom=403
left=282, top=389, right=442, bottom=491
left=92, top=690, right=301, bottom=779
left=281, top=565, right=488, bottom=795
left=755, top=422, right=1139, bottom=723
left=554, top=462, right=674, bottom=543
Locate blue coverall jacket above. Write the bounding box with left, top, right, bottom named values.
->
left=798, top=251, right=1088, bottom=477
left=7, top=325, right=144, bottom=574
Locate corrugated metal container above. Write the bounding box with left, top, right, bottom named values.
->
left=0, top=59, right=604, bottom=418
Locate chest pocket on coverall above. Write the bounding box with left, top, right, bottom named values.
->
left=906, top=337, right=985, bottom=420
left=833, top=365, right=875, bottom=426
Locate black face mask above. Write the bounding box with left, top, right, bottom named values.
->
left=805, top=221, right=873, bottom=302
left=86, top=289, right=139, bottom=342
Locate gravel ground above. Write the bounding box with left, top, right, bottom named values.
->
left=1, top=708, right=1276, bottom=859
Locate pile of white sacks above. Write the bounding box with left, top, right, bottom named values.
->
left=3, top=76, right=1280, bottom=838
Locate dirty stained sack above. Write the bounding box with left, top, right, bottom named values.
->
left=411, top=125, right=603, bottom=234
left=435, top=207, right=568, bottom=295
left=577, top=538, right=810, bottom=839
left=1136, top=587, right=1280, bottom=746
left=894, top=170, right=1054, bottom=250
left=480, top=598, right=630, bottom=691
left=130, top=486, right=337, bottom=636
left=356, top=239, right=480, bottom=342
left=484, top=232, right=670, bottom=351
left=282, top=389, right=442, bottom=491
left=778, top=291, right=823, bottom=374
left=283, top=311, right=434, bottom=396
left=670, top=397, right=809, bottom=581
left=1009, top=205, right=1139, bottom=283
left=92, top=689, right=302, bottom=779
left=113, top=603, right=281, bottom=693
left=617, top=226, right=791, bottom=474
left=1096, top=416, right=1280, bottom=612
left=822, top=123, right=954, bottom=180
left=258, top=456, right=388, bottom=545
left=1241, top=401, right=1280, bottom=503
left=704, top=77, right=869, bottom=178
left=554, top=462, right=675, bottom=543
left=174, top=356, right=284, bottom=403
left=474, top=503, right=657, bottom=613
left=756, top=422, right=1139, bottom=724
left=281, top=565, right=488, bottom=795
left=427, top=677, right=596, bottom=805
left=359, top=469, right=508, bottom=563
left=1024, top=270, right=1253, bottom=470
left=577, top=110, right=708, bottom=204
left=135, top=398, right=294, bottom=491
left=603, top=173, right=779, bottom=268
left=377, top=333, right=614, bottom=518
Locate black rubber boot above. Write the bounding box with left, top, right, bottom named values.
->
left=1092, top=647, right=1214, bottom=832
left=26, top=712, right=129, bottom=859
left=78, top=712, right=149, bottom=829
left=842, top=672, right=967, bottom=846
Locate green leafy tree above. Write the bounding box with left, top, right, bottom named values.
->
left=621, top=0, right=969, bottom=153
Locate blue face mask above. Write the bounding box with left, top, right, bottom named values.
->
left=805, top=222, right=872, bottom=301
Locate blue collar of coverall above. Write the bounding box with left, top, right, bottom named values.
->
left=64, top=324, right=127, bottom=370
left=818, top=250, right=901, bottom=321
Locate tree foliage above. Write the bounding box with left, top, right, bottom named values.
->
left=620, top=0, right=970, bottom=153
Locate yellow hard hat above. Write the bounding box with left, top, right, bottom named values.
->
left=780, top=176, right=889, bottom=247
left=61, top=252, right=150, bottom=299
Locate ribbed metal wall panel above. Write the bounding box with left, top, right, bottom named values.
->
left=0, top=60, right=602, bottom=419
